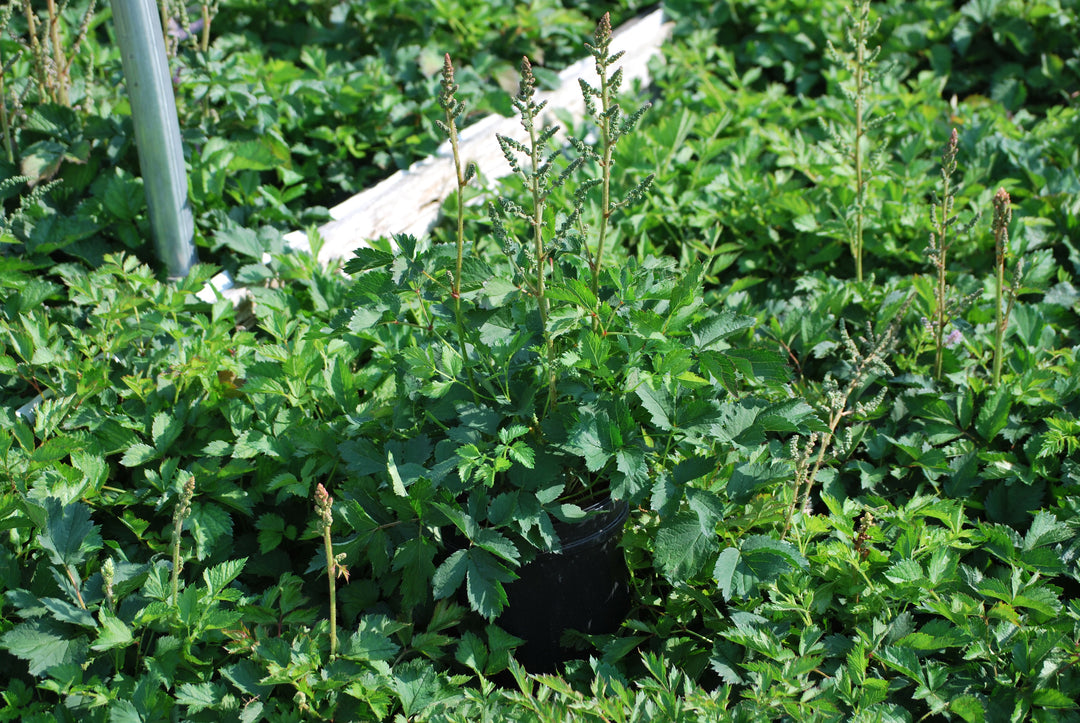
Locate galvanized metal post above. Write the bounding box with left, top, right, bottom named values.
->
left=111, top=0, right=197, bottom=279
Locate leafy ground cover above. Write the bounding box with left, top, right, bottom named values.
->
left=3, top=0, right=1080, bottom=720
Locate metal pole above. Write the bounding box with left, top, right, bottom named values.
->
left=111, top=0, right=197, bottom=279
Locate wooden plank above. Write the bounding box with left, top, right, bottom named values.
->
left=281, top=7, right=672, bottom=265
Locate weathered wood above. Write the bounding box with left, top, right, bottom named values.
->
left=281, top=8, right=672, bottom=266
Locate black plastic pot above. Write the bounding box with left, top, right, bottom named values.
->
left=498, top=497, right=630, bottom=672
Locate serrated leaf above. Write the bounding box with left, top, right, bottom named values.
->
left=392, top=537, right=436, bottom=612
left=885, top=559, right=925, bottom=586
left=203, top=557, right=246, bottom=597
left=189, top=503, right=233, bottom=562
left=432, top=549, right=468, bottom=601
left=255, top=513, right=284, bottom=554
left=454, top=631, right=488, bottom=674
left=37, top=498, right=101, bottom=569
left=691, top=309, right=754, bottom=349
left=108, top=699, right=144, bottom=723
left=344, top=247, right=395, bottom=274
left=92, top=610, right=134, bottom=652
left=120, top=442, right=158, bottom=467
left=654, top=512, right=719, bottom=583
left=726, top=460, right=789, bottom=504
left=875, top=645, right=921, bottom=681
left=30, top=435, right=81, bottom=464
left=1023, top=511, right=1071, bottom=550
left=151, top=411, right=183, bottom=454
left=686, top=488, right=725, bottom=535
left=1031, top=688, right=1078, bottom=709
left=0, top=619, right=88, bottom=675
left=472, top=529, right=519, bottom=565
left=714, top=547, right=741, bottom=601
left=392, top=659, right=459, bottom=717
left=975, top=388, right=1011, bottom=442
left=466, top=548, right=515, bottom=620
left=41, top=596, right=95, bottom=627
left=176, top=682, right=222, bottom=713
left=341, top=617, right=402, bottom=662
left=636, top=382, right=673, bottom=431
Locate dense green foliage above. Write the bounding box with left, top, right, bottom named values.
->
left=3, top=0, right=1080, bottom=720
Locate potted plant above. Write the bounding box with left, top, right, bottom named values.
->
left=334, top=15, right=783, bottom=670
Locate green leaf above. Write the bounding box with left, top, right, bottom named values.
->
left=466, top=549, right=515, bottom=620
left=636, top=382, right=673, bottom=431
left=432, top=549, right=468, bottom=601
left=654, top=512, right=719, bottom=583
left=885, top=559, right=925, bottom=586
left=1023, top=511, right=1072, bottom=550
left=1031, top=688, right=1078, bottom=709
left=108, top=700, right=144, bottom=723
left=255, top=513, right=284, bottom=554
left=37, top=498, right=101, bottom=569
left=392, top=537, right=436, bottom=612
left=203, top=558, right=247, bottom=597
left=176, top=682, right=222, bottom=713
left=975, top=388, right=1011, bottom=442
left=341, top=616, right=402, bottom=662
left=875, top=645, right=922, bottom=681
left=0, top=619, right=88, bottom=675
left=714, top=547, right=741, bottom=601
left=92, top=610, right=134, bottom=652
left=726, top=460, right=789, bottom=504
left=120, top=442, right=158, bottom=467
left=41, top=597, right=95, bottom=627
left=738, top=536, right=807, bottom=581
left=30, top=435, right=81, bottom=465
left=151, top=411, right=184, bottom=454
left=344, top=247, right=395, bottom=274
left=691, top=309, right=754, bottom=349
left=392, top=659, right=460, bottom=717
left=454, top=631, right=488, bottom=674
left=686, top=488, right=725, bottom=535
left=472, top=529, right=520, bottom=566
left=949, top=696, right=985, bottom=723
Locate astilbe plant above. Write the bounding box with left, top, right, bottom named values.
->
left=437, top=53, right=479, bottom=399
left=991, top=187, right=1021, bottom=386
left=18, top=0, right=97, bottom=108
left=926, top=128, right=979, bottom=381
left=315, top=482, right=344, bottom=660
left=783, top=303, right=910, bottom=539
left=170, top=471, right=196, bottom=606
left=575, top=12, right=654, bottom=297
left=489, top=13, right=653, bottom=412
left=821, top=0, right=893, bottom=283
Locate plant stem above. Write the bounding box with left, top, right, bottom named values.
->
left=170, top=472, right=196, bottom=607
left=851, top=5, right=866, bottom=283
left=591, top=14, right=615, bottom=297
left=528, top=110, right=558, bottom=413
left=991, top=188, right=1012, bottom=386
left=200, top=3, right=211, bottom=52
left=439, top=55, right=478, bottom=401
left=931, top=129, right=958, bottom=381
left=315, top=484, right=338, bottom=660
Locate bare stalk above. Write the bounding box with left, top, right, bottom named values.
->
left=170, top=472, right=196, bottom=606
left=315, top=483, right=339, bottom=660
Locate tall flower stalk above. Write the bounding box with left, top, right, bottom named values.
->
left=991, top=188, right=1019, bottom=386
left=493, top=56, right=566, bottom=413
left=823, top=0, right=891, bottom=283
left=170, top=472, right=196, bottom=606
left=437, top=54, right=478, bottom=400
left=925, top=129, right=977, bottom=381
left=315, top=483, right=340, bottom=660
left=577, top=13, right=653, bottom=298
